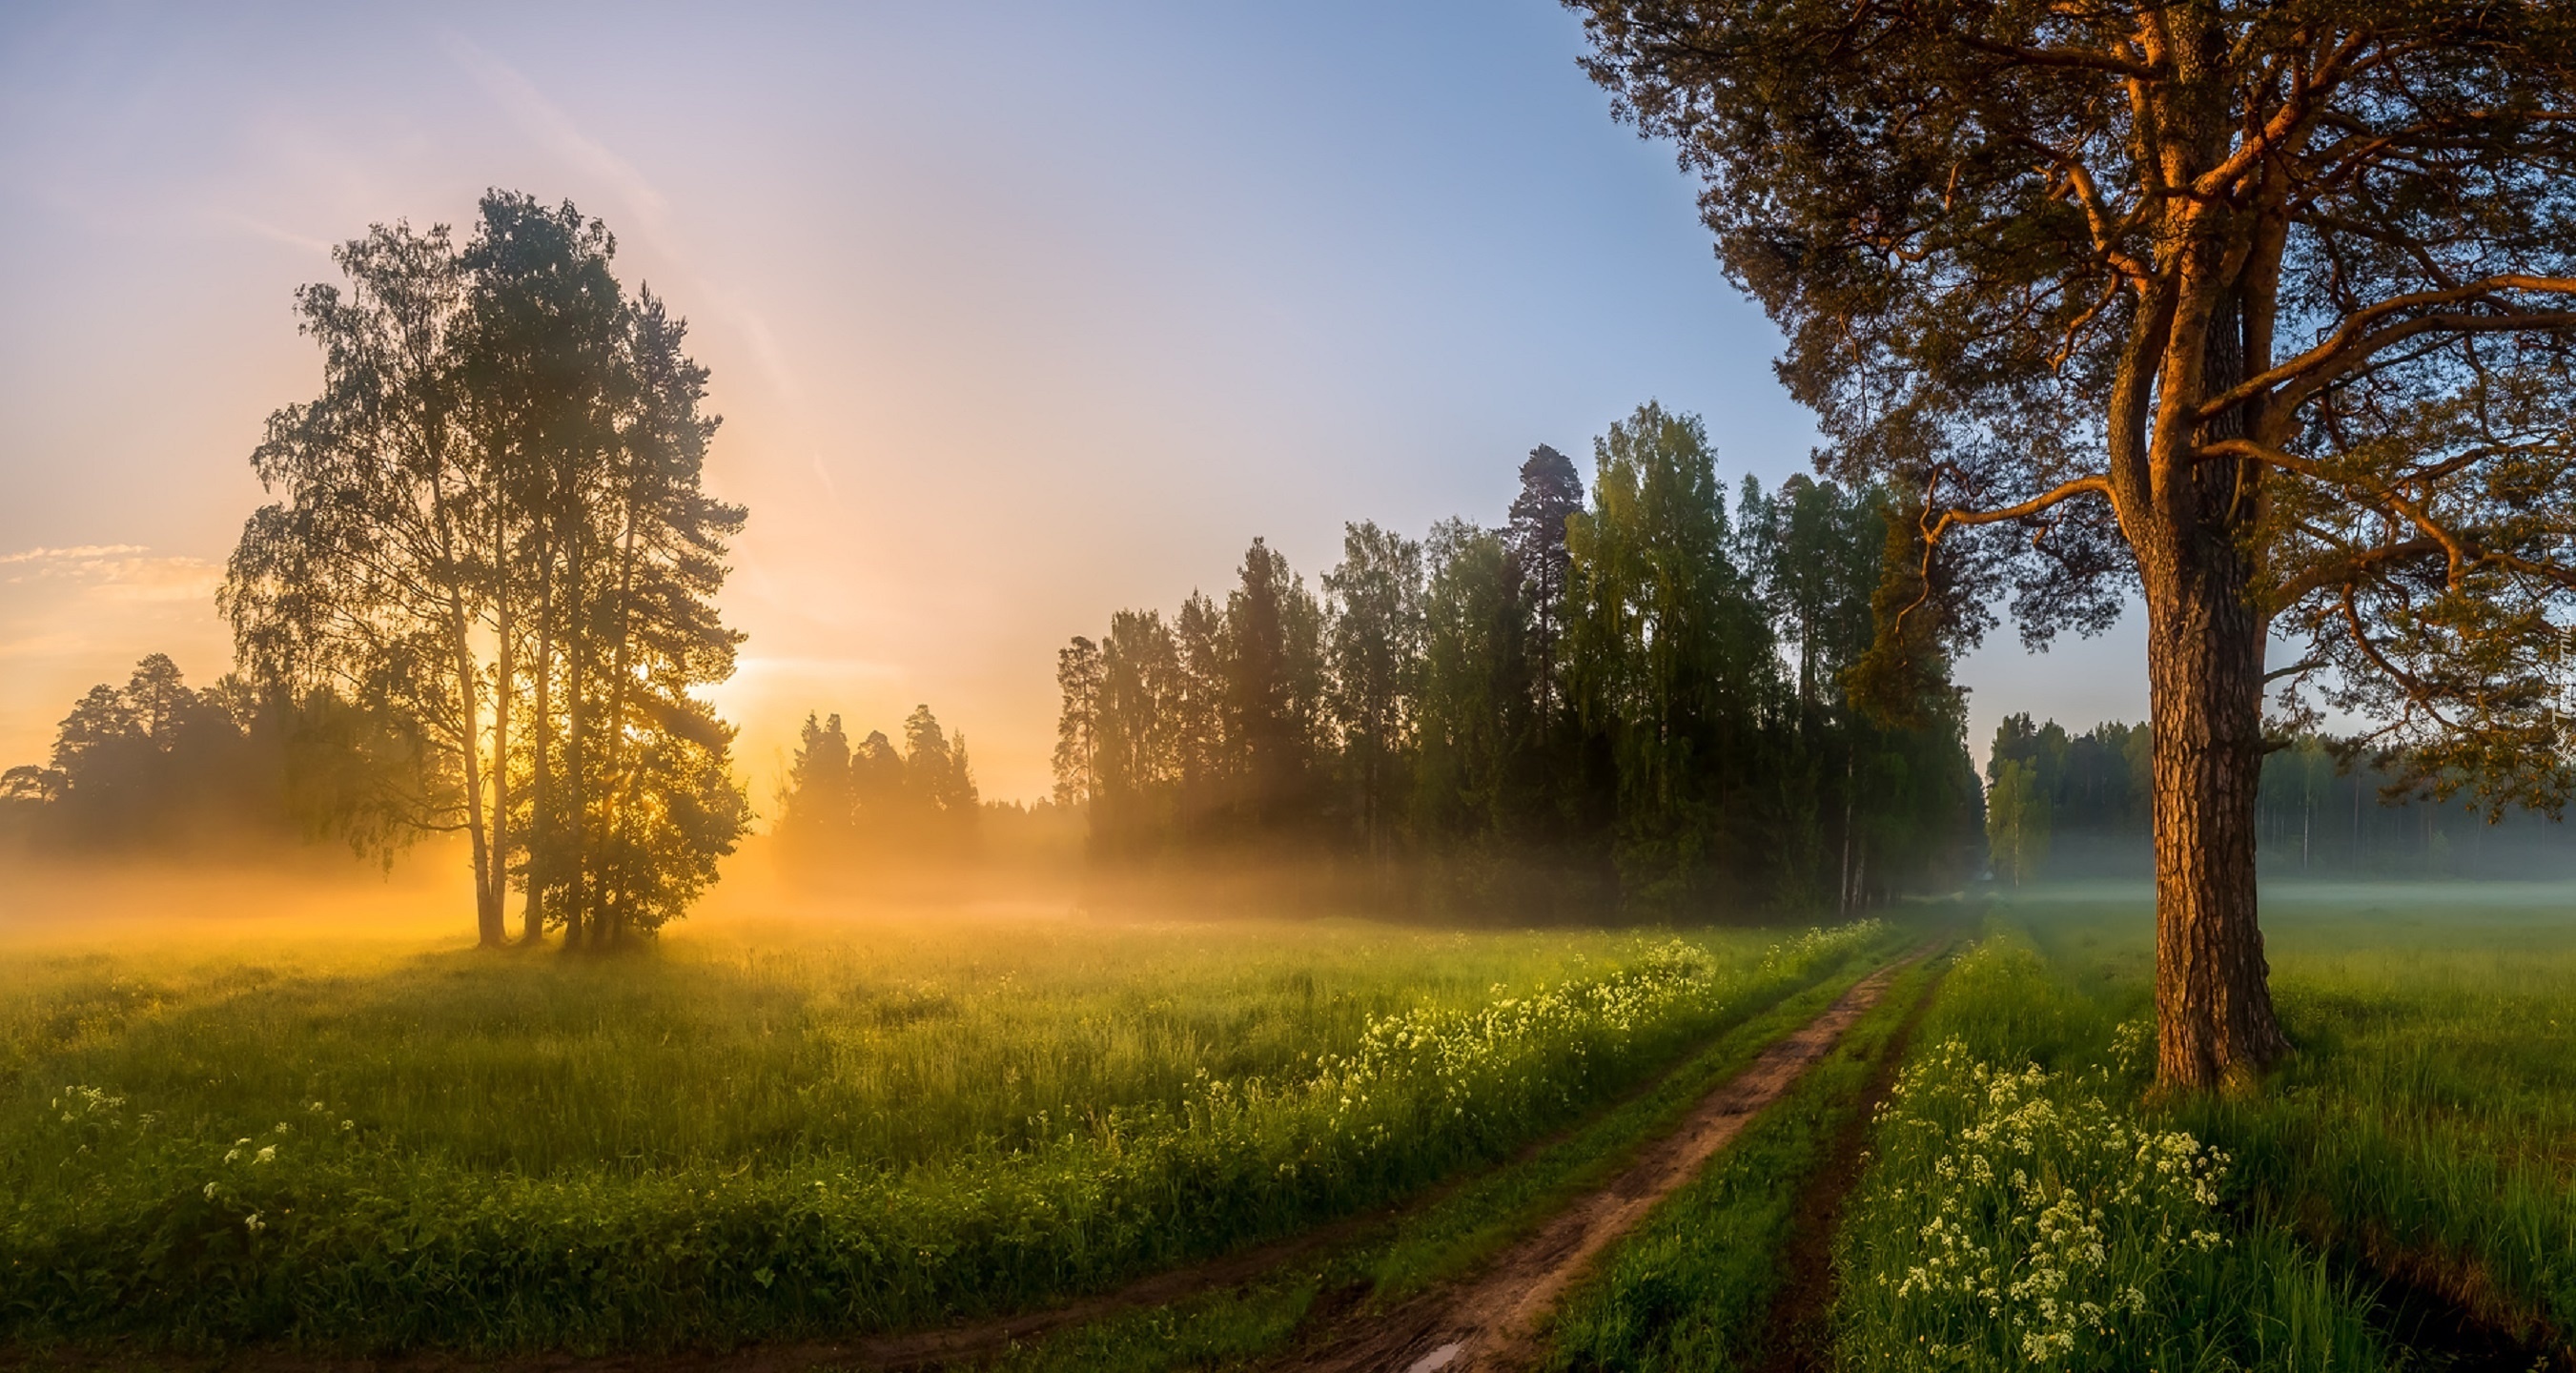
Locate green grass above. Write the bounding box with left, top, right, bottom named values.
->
left=956, top=890, right=2576, bottom=1373
left=2025, top=888, right=2576, bottom=1351
left=953, top=929, right=1922, bottom=1373
left=1830, top=925, right=2391, bottom=1372
left=1355, top=943, right=1912, bottom=1303
left=1539, top=956, right=1939, bottom=1372
left=0, top=911, right=1895, bottom=1354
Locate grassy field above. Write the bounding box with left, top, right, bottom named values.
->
left=972, top=952, right=1929, bottom=1373
left=2181, top=891, right=2576, bottom=1360
left=1817, top=887, right=2576, bottom=1371
left=9, top=879, right=2571, bottom=1370
left=0, top=902, right=1896, bottom=1354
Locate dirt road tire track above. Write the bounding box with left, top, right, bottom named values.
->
left=1279, top=946, right=1939, bottom=1373
left=1749, top=951, right=1949, bottom=1373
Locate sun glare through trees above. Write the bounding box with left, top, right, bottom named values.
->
left=6, top=6, right=2576, bottom=1370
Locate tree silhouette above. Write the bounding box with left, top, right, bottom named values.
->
left=1325, top=521, right=1425, bottom=861
left=903, top=704, right=979, bottom=838
left=226, top=192, right=746, bottom=950
left=780, top=712, right=855, bottom=850
left=775, top=704, right=980, bottom=866
left=852, top=729, right=906, bottom=825
left=220, top=219, right=507, bottom=936
left=1507, top=445, right=1584, bottom=727
left=0, top=654, right=427, bottom=852
left=1575, top=2, right=2576, bottom=1089
left=1172, top=591, right=1228, bottom=833
left=1565, top=403, right=1768, bottom=906
left=1415, top=519, right=1532, bottom=847
left=1225, top=539, right=1325, bottom=830
left=1052, top=637, right=1102, bottom=809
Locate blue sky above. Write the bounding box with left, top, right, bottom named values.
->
left=0, top=1, right=2146, bottom=800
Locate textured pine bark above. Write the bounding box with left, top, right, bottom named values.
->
left=2141, top=522, right=2291, bottom=1091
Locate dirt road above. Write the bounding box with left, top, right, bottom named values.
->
left=1282, top=955, right=1925, bottom=1373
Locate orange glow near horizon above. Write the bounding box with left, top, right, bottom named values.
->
left=0, top=8, right=2150, bottom=812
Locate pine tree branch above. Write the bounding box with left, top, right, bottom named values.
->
left=2199, top=279, right=2576, bottom=419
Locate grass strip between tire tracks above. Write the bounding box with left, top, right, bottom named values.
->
left=1535, top=953, right=1944, bottom=1373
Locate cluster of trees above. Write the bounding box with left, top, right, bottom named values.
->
left=1984, top=715, right=2576, bottom=885
left=1982, top=717, right=2148, bottom=885
left=216, top=192, right=749, bottom=949
left=1051, top=403, right=1985, bottom=916
left=774, top=706, right=979, bottom=859
left=0, top=653, right=420, bottom=851
left=1577, top=0, right=2576, bottom=1088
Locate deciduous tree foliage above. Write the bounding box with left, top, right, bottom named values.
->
left=1573, top=0, right=2576, bottom=1088
left=1325, top=521, right=1426, bottom=861
left=223, top=192, right=747, bottom=949
left=1567, top=403, right=1772, bottom=901
left=0, top=654, right=424, bottom=853
left=1985, top=758, right=2052, bottom=889
left=1053, top=404, right=1984, bottom=916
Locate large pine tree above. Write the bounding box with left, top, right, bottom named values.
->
left=1574, top=0, right=2576, bottom=1087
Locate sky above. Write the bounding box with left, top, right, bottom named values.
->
left=0, top=1, right=2149, bottom=806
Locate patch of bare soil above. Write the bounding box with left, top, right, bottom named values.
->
left=1278, top=951, right=1932, bottom=1373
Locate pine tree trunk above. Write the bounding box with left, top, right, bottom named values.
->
left=2141, top=531, right=2290, bottom=1091
left=2116, top=209, right=2294, bottom=1093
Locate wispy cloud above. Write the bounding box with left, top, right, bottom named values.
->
left=440, top=32, right=667, bottom=231
left=0, top=545, right=218, bottom=605
left=720, top=290, right=801, bottom=400
left=437, top=34, right=803, bottom=402
left=203, top=209, right=336, bottom=256
left=0, top=547, right=221, bottom=609
left=0, top=543, right=150, bottom=564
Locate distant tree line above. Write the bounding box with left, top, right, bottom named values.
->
left=1048, top=402, right=1984, bottom=917
left=214, top=191, right=749, bottom=949
left=0, top=653, right=421, bottom=853
left=1984, top=715, right=2576, bottom=884
left=774, top=705, right=980, bottom=860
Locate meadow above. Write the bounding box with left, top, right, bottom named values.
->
left=1806, top=888, right=2576, bottom=1371
left=0, top=898, right=1897, bottom=1354
left=8, top=880, right=2572, bottom=1371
